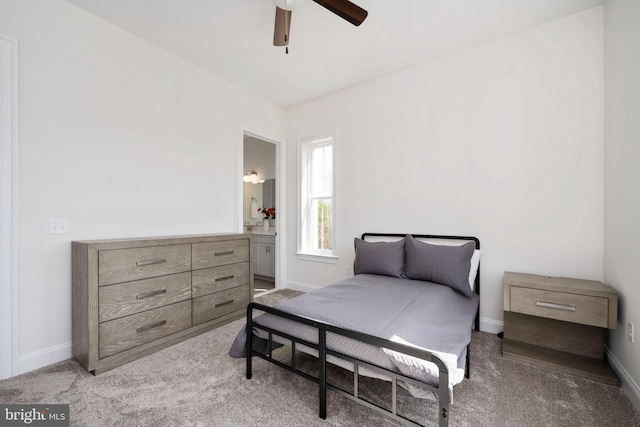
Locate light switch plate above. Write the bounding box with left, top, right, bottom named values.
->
left=49, top=219, right=69, bottom=234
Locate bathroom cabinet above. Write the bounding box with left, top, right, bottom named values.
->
left=254, top=233, right=275, bottom=278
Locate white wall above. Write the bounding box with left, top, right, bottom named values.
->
left=286, top=7, right=604, bottom=333
left=0, top=0, right=285, bottom=373
left=604, top=0, right=640, bottom=409
left=244, top=136, right=277, bottom=180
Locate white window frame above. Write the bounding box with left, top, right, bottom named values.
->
left=297, top=133, right=337, bottom=262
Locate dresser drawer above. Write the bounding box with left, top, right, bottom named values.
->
left=192, top=286, right=250, bottom=326
left=99, top=300, right=192, bottom=358
left=510, top=286, right=609, bottom=328
left=192, top=240, right=249, bottom=270
left=98, top=244, right=191, bottom=286
left=99, top=272, right=192, bottom=323
left=191, top=262, right=249, bottom=298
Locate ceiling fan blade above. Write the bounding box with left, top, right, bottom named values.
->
left=312, top=0, right=368, bottom=26
left=273, top=6, right=292, bottom=46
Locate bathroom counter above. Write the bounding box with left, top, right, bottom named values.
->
left=250, top=229, right=276, bottom=236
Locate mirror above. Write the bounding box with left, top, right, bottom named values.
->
left=242, top=180, right=276, bottom=226
left=243, top=183, right=262, bottom=225
left=263, top=179, right=275, bottom=209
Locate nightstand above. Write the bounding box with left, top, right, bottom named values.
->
left=502, top=272, right=619, bottom=385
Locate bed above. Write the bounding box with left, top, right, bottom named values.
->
left=229, top=233, right=480, bottom=426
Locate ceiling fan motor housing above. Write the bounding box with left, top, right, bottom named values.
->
left=272, top=0, right=368, bottom=50
left=273, top=0, right=310, bottom=11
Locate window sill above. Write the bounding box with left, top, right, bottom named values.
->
left=296, top=253, right=339, bottom=264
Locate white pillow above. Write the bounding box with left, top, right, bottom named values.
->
left=468, top=249, right=481, bottom=291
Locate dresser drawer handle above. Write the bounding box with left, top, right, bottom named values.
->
left=215, top=299, right=234, bottom=308
left=214, top=251, right=234, bottom=256
left=136, top=320, right=167, bottom=333
left=536, top=301, right=576, bottom=312
left=136, top=259, right=167, bottom=267
left=136, top=289, right=167, bottom=300
left=215, top=275, right=234, bottom=282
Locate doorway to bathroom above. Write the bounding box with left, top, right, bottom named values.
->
left=242, top=133, right=278, bottom=296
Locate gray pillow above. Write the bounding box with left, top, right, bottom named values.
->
left=403, top=234, right=475, bottom=297
left=354, top=238, right=405, bottom=278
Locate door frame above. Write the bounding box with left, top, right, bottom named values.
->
left=239, top=126, right=286, bottom=291
left=1, top=34, right=19, bottom=379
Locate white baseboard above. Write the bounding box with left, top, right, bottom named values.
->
left=480, top=317, right=503, bottom=334
left=18, top=342, right=72, bottom=375
left=606, top=346, right=640, bottom=413
left=286, top=280, right=323, bottom=293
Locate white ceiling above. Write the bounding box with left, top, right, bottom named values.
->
left=65, top=0, right=604, bottom=108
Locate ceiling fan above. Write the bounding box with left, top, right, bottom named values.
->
left=272, top=0, right=368, bottom=53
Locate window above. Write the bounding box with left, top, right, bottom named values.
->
left=299, top=134, right=336, bottom=258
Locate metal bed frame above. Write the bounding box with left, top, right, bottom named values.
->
left=245, top=233, right=480, bottom=427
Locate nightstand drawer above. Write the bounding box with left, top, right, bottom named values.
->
left=510, top=286, right=608, bottom=328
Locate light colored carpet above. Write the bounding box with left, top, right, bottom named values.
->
left=1, top=289, right=639, bottom=426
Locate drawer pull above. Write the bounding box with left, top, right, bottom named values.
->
left=136, top=320, right=167, bottom=333
left=536, top=301, right=576, bottom=312
left=214, top=251, right=234, bottom=256
left=136, top=259, right=167, bottom=267
left=136, top=289, right=167, bottom=299
left=215, top=275, right=235, bottom=282
left=215, top=299, right=234, bottom=308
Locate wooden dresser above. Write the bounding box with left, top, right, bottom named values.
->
left=72, top=233, right=253, bottom=374
left=503, top=271, right=618, bottom=385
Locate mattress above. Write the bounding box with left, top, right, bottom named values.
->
left=229, top=273, right=479, bottom=402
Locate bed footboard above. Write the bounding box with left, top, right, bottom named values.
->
left=246, top=302, right=451, bottom=427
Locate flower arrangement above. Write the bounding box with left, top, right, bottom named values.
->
left=258, top=206, right=276, bottom=219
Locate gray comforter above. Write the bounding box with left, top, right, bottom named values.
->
left=229, top=274, right=479, bottom=402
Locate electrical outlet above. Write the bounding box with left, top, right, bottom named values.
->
left=628, top=322, right=635, bottom=344
left=345, top=266, right=351, bottom=276
left=49, top=219, right=69, bottom=235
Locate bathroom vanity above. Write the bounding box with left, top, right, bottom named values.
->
left=252, top=231, right=275, bottom=279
